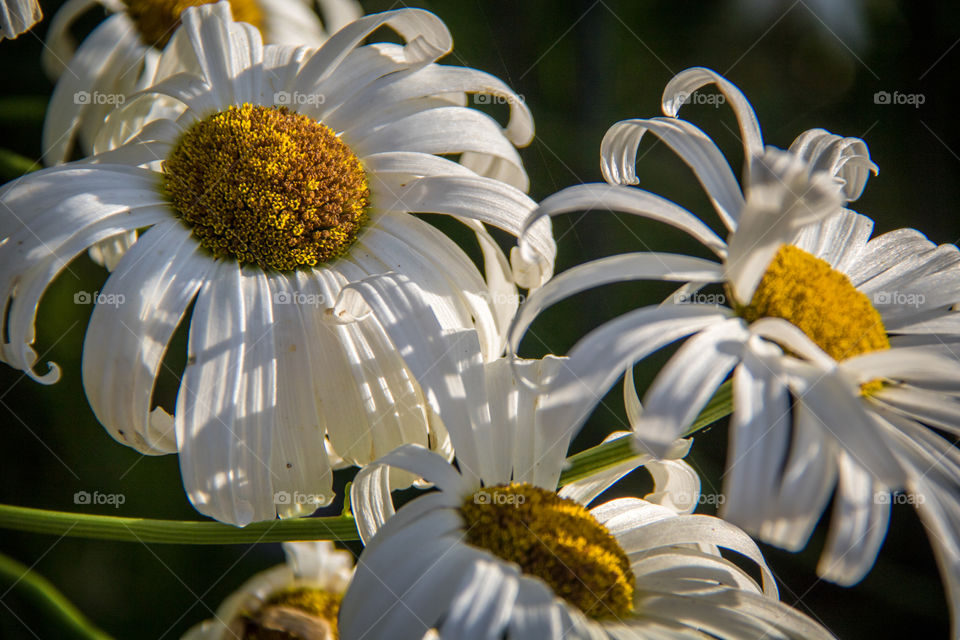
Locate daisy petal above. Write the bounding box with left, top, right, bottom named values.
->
left=316, top=0, right=364, bottom=33
left=176, top=263, right=276, bottom=526
left=41, top=0, right=101, bottom=78
left=789, top=128, right=877, bottom=202
left=638, top=318, right=749, bottom=457
left=758, top=399, right=838, bottom=551
left=721, top=339, right=792, bottom=533
left=1, top=167, right=167, bottom=381
left=508, top=251, right=725, bottom=354
left=662, top=67, right=764, bottom=168
left=600, top=117, right=744, bottom=229
left=536, top=305, right=731, bottom=485
left=558, top=432, right=643, bottom=506
left=520, top=183, right=728, bottom=263
left=370, top=174, right=553, bottom=287
left=817, top=452, right=890, bottom=585
left=507, top=579, right=563, bottom=639
left=790, top=208, right=874, bottom=272
left=644, top=457, right=701, bottom=515
left=334, top=273, right=492, bottom=483
left=82, top=222, right=211, bottom=455
left=182, top=2, right=265, bottom=107
left=1, top=0, right=42, bottom=40
left=351, top=444, right=467, bottom=543
left=441, top=558, right=518, bottom=640
left=483, top=356, right=564, bottom=487
left=298, top=9, right=452, bottom=86
left=41, top=15, right=142, bottom=165
left=353, top=108, right=528, bottom=192
left=328, top=64, right=532, bottom=147
left=792, top=366, right=903, bottom=490
left=257, top=0, right=326, bottom=46
left=267, top=273, right=336, bottom=518
left=726, top=148, right=844, bottom=301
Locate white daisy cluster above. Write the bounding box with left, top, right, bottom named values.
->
left=0, top=2, right=958, bottom=639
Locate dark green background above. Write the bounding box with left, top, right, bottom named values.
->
left=1, top=0, right=958, bottom=637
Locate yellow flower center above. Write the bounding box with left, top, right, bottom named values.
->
left=739, top=245, right=889, bottom=393
left=460, top=483, right=635, bottom=620
left=123, top=0, right=264, bottom=48
left=240, top=587, right=342, bottom=639
left=163, top=104, right=370, bottom=272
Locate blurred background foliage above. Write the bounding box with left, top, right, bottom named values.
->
left=1, top=0, right=958, bottom=637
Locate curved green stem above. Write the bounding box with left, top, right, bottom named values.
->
left=0, top=382, right=732, bottom=544
left=559, top=379, right=732, bottom=486
left=0, top=504, right=359, bottom=543
left=0, top=552, right=114, bottom=640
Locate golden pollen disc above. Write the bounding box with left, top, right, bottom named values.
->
left=741, top=244, right=890, bottom=362
left=123, top=0, right=264, bottom=48
left=460, top=483, right=635, bottom=620
left=164, top=104, right=370, bottom=272
left=240, top=587, right=342, bottom=640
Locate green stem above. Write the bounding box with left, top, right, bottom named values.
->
left=0, top=148, right=40, bottom=180
left=559, top=379, right=732, bottom=486
left=0, top=96, right=48, bottom=124
left=0, top=504, right=359, bottom=543
left=0, top=381, right=732, bottom=544
left=0, top=552, right=114, bottom=640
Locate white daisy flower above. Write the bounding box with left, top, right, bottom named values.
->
left=41, top=0, right=363, bottom=165
left=329, top=273, right=833, bottom=640
left=0, top=3, right=554, bottom=526
left=511, top=66, right=960, bottom=627
left=1, top=0, right=41, bottom=39
left=182, top=540, right=353, bottom=639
